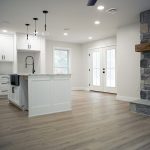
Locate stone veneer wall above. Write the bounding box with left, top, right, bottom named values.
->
left=140, top=10, right=150, bottom=100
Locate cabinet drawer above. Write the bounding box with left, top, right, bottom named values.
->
left=0, top=75, right=10, bottom=81
left=0, top=82, right=9, bottom=89
left=0, top=90, right=9, bottom=95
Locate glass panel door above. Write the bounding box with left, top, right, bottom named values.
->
left=89, top=46, right=116, bottom=93
left=93, top=51, right=101, bottom=86
left=103, top=47, right=116, bottom=93
left=89, top=48, right=104, bottom=91
left=106, top=49, right=115, bottom=87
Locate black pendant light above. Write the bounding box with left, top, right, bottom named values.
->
left=33, top=18, right=38, bottom=36
left=43, top=10, right=48, bottom=31
left=25, top=24, right=30, bottom=40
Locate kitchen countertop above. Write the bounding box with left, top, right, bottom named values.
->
left=19, top=73, right=71, bottom=76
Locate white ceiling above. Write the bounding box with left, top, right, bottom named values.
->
left=0, top=0, right=150, bottom=43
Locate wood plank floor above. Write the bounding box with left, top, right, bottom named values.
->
left=0, top=91, right=150, bottom=150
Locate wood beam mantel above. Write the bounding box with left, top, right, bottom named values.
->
left=135, top=43, right=150, bottom=52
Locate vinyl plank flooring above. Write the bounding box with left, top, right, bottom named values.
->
left=0, top=91, right=150, bottom=150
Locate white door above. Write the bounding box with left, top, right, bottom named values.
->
left=89, top=46, right=116, bottom=93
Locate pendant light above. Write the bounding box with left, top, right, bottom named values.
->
left=43, top=10, right=48, bottom=31
left=25, top=24, right=30, bottom=40
left=33, top=18, right=38, bottom=36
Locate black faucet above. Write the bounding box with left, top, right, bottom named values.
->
left=25, top=56, right=35, bottom=74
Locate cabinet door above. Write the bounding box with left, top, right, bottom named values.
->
left=0, top=34, right=5, bottom=61
left=29, top=36, right=41, bottom=51
left=17, top=34, right=41, bottom=51
left=0, top=34, right=14, bottom=61
left=17, top=34, right=29, bottom=50
left=3, top=35, right=14, bottom=61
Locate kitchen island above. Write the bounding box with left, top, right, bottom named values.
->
left=8, top=74, right=72, bottom=117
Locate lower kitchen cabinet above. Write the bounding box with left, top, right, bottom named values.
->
left=0, top=75, right=10, bottom=97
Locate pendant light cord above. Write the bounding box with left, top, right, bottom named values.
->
left=35, top=20, right=37, bottom=36
left=25, top=24, right=30, bottom=40
left=45, top=13, right=46, bottom=31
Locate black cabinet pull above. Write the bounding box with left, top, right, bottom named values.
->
left=1, top=90, right=8, bottom=92
left=1, top=82, right=8, bottom=84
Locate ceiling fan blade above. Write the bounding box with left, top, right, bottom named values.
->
left=87, top=0, right=97, bottom=6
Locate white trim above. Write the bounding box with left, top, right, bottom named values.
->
left=116, top=95, right=139, bottom=102
left=72, top=87, right=89, bottom=91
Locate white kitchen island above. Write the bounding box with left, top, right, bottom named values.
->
left=9, top=74, right=72, bottom=117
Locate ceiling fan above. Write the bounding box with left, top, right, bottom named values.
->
left=87, top=0, right=98, bottom=6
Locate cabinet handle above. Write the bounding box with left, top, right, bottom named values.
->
left=4, top=55, right=5, bottom=60
left=1, top=82, right=9, bottom=84
left=2, top=55, right=3, bottom=60
left=2, top=77, right=9, bottom=79
left=1, top=90, right=8, bottom=92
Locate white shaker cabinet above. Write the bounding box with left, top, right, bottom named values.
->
left=0, top=34, right=14, bottom=62
left=17, top=34, right=41, bottom=51
left=0, top=75, right=10, bottom=96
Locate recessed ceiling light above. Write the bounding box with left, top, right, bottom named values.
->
left=88, top=36, right=93, bottom=40
left=97, top=5, right=104, bottom=10
left=94, top=21, right=100, bottom=25
left=64, top=32, right=68, bottom=36
left=2, top=29, right=7, bottom=33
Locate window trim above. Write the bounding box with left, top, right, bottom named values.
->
left=53, top=47, right=71, bottom=74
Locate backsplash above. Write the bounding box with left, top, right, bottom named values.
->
left=17, top=51, right=40, bottom=74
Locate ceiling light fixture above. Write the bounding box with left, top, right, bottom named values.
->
left=33, top=18, right=38, bottom=36
left=88, top=36, right=93, bottom=40
left=97, top=5, right=104, bottom=10
left=106, top=8, right=117, bottom=14
left=2, top=29, right=7, bottom=33
left=43, top=10, right=48, bottom=31
left=94, top=20, right=100, bottom=25
left=25, top=24, right=30, bottom=40
left=64, top=32, right=68, bottom=36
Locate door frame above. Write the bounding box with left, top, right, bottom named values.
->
left=88, top=45, right=117, bottom=94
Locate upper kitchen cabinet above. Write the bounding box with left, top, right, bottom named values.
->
left=17, top=33, right=41, bottom=51
left=0, top=34, right=14, bottom=62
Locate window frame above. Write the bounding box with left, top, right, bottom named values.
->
left=53, top=47, right=71, bottom=74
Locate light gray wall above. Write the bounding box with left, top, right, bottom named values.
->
left=116, top=23, right=141, bottom=100
left=45, top=40, right=83, bottom=89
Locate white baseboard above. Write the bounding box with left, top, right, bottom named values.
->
left=72, top=87, right=89, bottom=91
left=116, top=95, right=139, bottom=102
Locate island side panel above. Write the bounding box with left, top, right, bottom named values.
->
left=28, top=75, right=71, bottom=117
left=52, top=75, right=72, bottom=113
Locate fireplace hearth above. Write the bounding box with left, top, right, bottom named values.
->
left=130, top=9, right=150, bottom=116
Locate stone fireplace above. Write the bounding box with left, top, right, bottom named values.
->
left=130, top=10, right=150, bottom=115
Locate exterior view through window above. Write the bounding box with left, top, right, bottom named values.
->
left=53, top=48, right=69, bottom=74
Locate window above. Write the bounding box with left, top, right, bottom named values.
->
left=53, top=48, right=70, bottom=74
